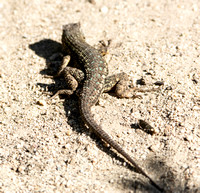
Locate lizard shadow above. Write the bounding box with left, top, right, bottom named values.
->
left=29, top=39, right=139, bottom=165
left=30, top=40, right=144, bottom=167
left=117, top=159, right=197, bottom=193
left=29, top=39, right=62, bottom=60
left=29, top=39, right=164, bottom=192
left=29, top=39, right=71, bottom=93
left=28, top=39, right=188, bottom=193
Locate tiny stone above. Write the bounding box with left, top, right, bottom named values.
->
left=123, top=162, right=127, bottom=167
left=16, top=142, right=24, bottom=149
left=54, top=134, right=59, bottom=138
left=103, top=141, right=110, bottom=148
left=192, top=4, right=198, bottom=11
left=87, top=0, right=95, bottom=4
left=149, top=144, right=160, bottom=152
left=37, top=100, right=46, bottom=106
left=66, top=129, right=72, bottom=136
left=184, top=135, right=193, bottom=142
left=138, top=119, right=156, bottom=135
left=98, top=98, right=106, bottom=107
left=65, top=144, right=71, bottom=149
left=137, top=77, right=146, bottom=85
left=91, top=158, right=97, bottom=164
left=154, top=81, right=164, bottom=86
left=193, top=106, right=200, bottom=111
left=17, top=165, right=26, bottom=173
left=141, top=154, right=146, bottom=159
left=100, top=6, right=108, bottom=14
left=0, top=71, right=5, bottom=78
left=116, top=133, right=121, bottom=138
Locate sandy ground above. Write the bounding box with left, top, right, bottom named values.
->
left=0, top=0, right=200, bottom=192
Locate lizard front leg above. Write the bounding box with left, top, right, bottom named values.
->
left=104, top=72, right=159, bottom=98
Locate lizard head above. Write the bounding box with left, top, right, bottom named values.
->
left=62, top=23, right=85, bottom=44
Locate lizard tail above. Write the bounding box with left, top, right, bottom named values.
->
left=79, top=104, right=164, bottom=192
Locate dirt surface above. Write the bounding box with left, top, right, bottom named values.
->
left=0, top=0, right=200, bottom=192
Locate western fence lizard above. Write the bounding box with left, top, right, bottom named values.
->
left=48, top=23, right=163, bottom=192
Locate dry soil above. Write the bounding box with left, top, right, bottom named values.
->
left=0, top=0, right=200, bottom=192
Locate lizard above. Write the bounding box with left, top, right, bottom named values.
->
left=47, top=23, right=163, bottom=192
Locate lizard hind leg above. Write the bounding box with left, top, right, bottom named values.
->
left=50, top=66, right=85, bottom=99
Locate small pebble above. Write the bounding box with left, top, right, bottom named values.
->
left=17, top=165, right=26, bottom=174
left=154, top=81, right=164, bottom=86
left=193, top=106, right=200, bottom=111
left=137, top=77, right=146, bottom=85
left=87, top=0, right=95, bottom=4
left=0, top=71, right=5, bottom=78
left=66, top=129, right=72, bottom=136
left=184, top=135, right=193, bottom=142
left=37, top=100, right=46, bottom=106
left=100, top=6, right=108, bottom=14
left=149, top=144, right=160, bottom=152
left=138, top=119, right=156, bottom=135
